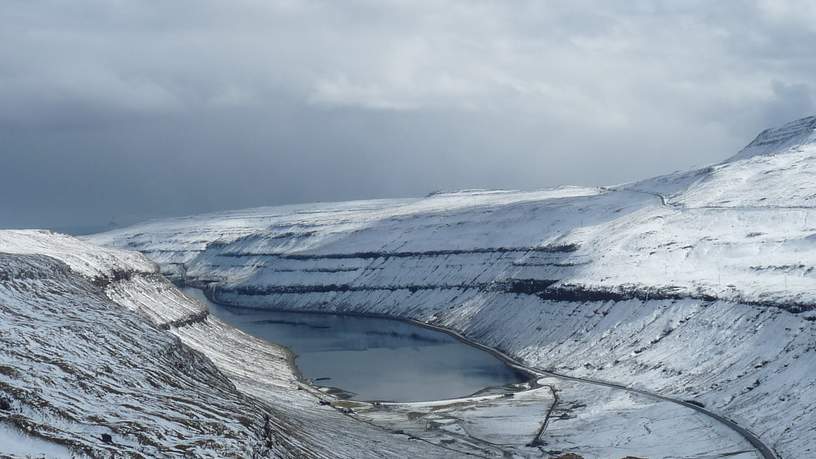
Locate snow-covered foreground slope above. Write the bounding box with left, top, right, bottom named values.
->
left=0, top=234, right=293, bottom=457
left=91, top=116, right=816, bottom=458
left=0, top=230, right=458, bottom=458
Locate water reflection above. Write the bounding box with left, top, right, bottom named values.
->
left=185, top=288, right=526, bottom=402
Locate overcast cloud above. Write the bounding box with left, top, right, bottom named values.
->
left=1, top=0, right=815, bottom=232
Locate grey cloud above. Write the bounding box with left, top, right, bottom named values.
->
left=1, top=1, right=815, bottom=232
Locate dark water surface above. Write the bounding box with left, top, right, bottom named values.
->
left=184, top=288, right=526, bottom=402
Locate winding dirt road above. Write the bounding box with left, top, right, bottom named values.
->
left=411, top=318, right=778, bottom=459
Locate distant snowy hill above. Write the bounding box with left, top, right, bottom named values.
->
left=89, top=115, right=816, bottom=458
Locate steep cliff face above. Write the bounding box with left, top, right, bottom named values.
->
left=0, top=230, right=458, bottom=458
left=728, top=116, right=816, bottom=162
left=0, top=236, right=292, bottom=458
left=89, top=116, right=816, bottom=458
left=92, top=116, right=816, bottom=313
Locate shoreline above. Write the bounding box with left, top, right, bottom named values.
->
left=187, top=285, right=542, bottom=402
left=188, top=285, right=777, bottom=459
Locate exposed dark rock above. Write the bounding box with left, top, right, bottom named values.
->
left=0, top=395, right=12, bottom=411
left=218, top=244, right=580, bottom=260
left=158, top=311, right=210, bottom=330
left=495, top=278, right=559, bottom=295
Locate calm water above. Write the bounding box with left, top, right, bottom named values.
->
left=184, top=288, right=526, bottom=402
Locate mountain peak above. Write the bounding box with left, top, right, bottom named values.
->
left=728, top=115, right=816, bottom=162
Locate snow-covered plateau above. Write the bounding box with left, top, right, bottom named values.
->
left=1, top=115, right=815, bottom=458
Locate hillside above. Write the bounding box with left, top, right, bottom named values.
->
left=89, top=115, right=816, bottom=458
left=0, top=230, right=458, bottom=458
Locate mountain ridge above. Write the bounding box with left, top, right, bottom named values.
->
left=729, top=115, right=816, bottom=162
left=83, top=115, right=816, bottom=458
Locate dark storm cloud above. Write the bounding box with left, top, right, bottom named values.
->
left=1, top=0, right=815, bottom=231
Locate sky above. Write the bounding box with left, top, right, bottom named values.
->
left=1, top=0, right=815, bottom=233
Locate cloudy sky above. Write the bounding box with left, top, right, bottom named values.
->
left=1, top=1, right=815, bottom=233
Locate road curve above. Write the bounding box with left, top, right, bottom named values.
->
left=539, top=370, right=778, bottom=459
left=409, top=318, right=779, bottom=459
left=194, top=287, right=779, bottom=459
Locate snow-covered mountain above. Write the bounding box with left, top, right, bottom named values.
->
left=88, top=115, right=816, bottom=458
left=0, top=230, right=459, bottom=458
left=2, top=116, right=813, bottom=458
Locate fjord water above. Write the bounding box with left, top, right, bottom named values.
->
left=184, top=288, right=525, bottom=402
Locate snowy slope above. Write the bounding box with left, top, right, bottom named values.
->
left=89, top=115, right=816, bottom=458
left=728, top=116, right=816, bottom=162
left=0, top=248, right=293, bottom=458
left=576, top=117, right=816, bottom=307
left=0, top=230, right=458, bottom=458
